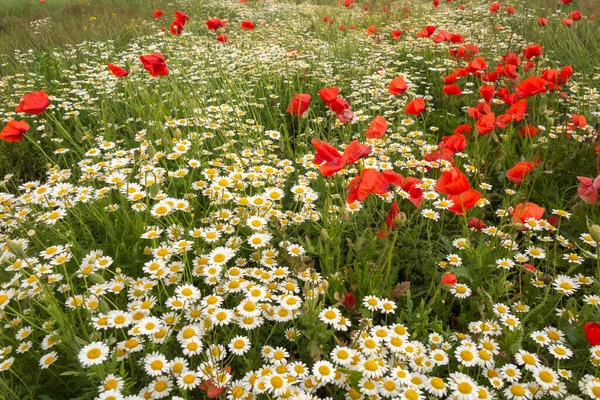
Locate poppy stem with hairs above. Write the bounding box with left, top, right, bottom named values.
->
left=24, top=134, right=54, bottom=165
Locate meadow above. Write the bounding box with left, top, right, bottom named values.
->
left=1, top=0, right=600, bottom=399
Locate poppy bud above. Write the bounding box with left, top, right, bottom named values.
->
left=590, top=224, right=600, bottom=243
left=344, top=293, right=356, bottom=308
left=394, top=212, right=407, bottom=227
left=522, top=263, right=535, bottom=272
left=174, top=128, right=182, bottom=139
left=6, top=240, right=24, bottom=258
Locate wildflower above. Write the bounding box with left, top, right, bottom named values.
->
left=0, top=120, right=30, bottom=142
left=139, top=53, right=168, bottom=77
left=15, top=90, right=50, bottom=115
left=78, top=341, right=110, bottom=367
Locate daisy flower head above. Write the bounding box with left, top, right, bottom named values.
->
left=451, top=283, right=472, bottom=298
left=39, top=351, right=58, bottom=369
left=207, top=246, right=235, bottom=267
left=363, top=296, right=381, bottom=311
left=312, top=360, right=336, bottom=383
left=78, top=341, right=110, bottom=367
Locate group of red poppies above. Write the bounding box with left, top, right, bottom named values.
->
left=0, top=91, right=49, bottom=142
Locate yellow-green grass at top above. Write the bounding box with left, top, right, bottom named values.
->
left=0, top=0, right=185, bottom=56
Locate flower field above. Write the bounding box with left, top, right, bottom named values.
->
left=1, top=0, right=600, bottom=399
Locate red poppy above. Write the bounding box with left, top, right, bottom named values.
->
left=402, top=177, right=424, bottom=207
left=199, top=366, right=230, bottom=398
left=175, top=10, right=190, bottom=23
left=391, top=30, right=402, bottom=39
left=154, top=10, right=164, bottom=19
left=170, top=20, right=184, bottom=35
left=342, top=140, right=371, bottom=164
left=206, top=18, right=224, bottom=30
left=448, top=189, right=482, bottom=215
left=454, top=124, right=472, bottom=135
left=365, top=25, right=377, bottom=35
left=577, top=176, right=600, bottom=204
left=140, top=54, right=168, bottom=77
left=584, top=322, right=600, bottom=346
left=241, top=20, right=255, bottom=30
left=562, top=18, right=573, bottom=27
left=311, top=139, right=344, bottom=176
left=523, top=263, right=535, bottom=272
left=365, top=116, right=388, bottom=139
left=440, top=133, right=466, bottom=154
left=443, top=85, right=462, bottom=96
left=339, top=24, right=347, bottom=31
left=561, top=0, right=573, bottom=3
left=389, top=76, right=408, bottom=95
left=495, top=114, right=514, bottom=129
left=1, top=120, right=29, bottom=142
left=433, top=30, right=451, bottom=43
left=441, top=273, right=458, bottom=285
left=287, top=94, right=311, bottom=117
left=319, top=87, right=339, bottom=105
left=386, top=202, right=399, bottom=229
left=506, top=99, right=527, bottom=121
left=570, top=11, right=582, bottom=21
left=511, top=202, right=545, bottom=225
left=107, top=63, right=129, bottom=77
left=416, top=25, right=436, bottom=38
left=476, top=86, right=493, bottom=103
left=572, top=114, right=587, bottom=128
left=523, top=62, right=535, bottom=72
left=450, top=33, right=464, bottom=44
left=444, top=73, right=458, bottom=84
left=523, top=44, right=542, bottom=60
left=329, top=98, right=351, bottom=116
left=475, top=112, right=495, bottom=136
left=15, top=90, right=49, bottom=115
left=346, top=168, right=378, bottom=203
left=467, top=102, right=491, bottom=119
left=373, top=170, right=404, bottom=196
left=516, top=76, right=547, bottom=98
left=506, top=6, right=515, bottom=14
left=538, top=17, right=547, bottom=26
left=404, top=98, right=425, bottom=116
left=489, top=3, right=501, bottom=13
left=519, top=125, right=541, bottom=138
left=435, top=167, right=470, bottom=196
left=216, top=33, right=229, bottom=42
left=468, top=217, right=486, bottom=230
left=506, top=161, right=536, bottom=183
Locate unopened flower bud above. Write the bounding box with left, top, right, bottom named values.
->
left=590, top=224, right=600, bottom=243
